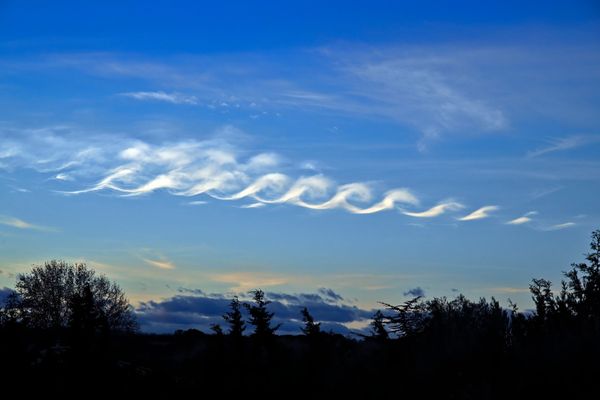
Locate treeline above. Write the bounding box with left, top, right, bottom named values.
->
left=0, top=231, right=599, bottom=397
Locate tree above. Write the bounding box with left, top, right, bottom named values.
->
left=244, top=289, right=281, bottom=338
left=210, top=323, right=224, bottom=335
left=300, top=307, right=321, bottom=336
left=380, top=296, right=426, bottom=337
left=529, top=278, right=555, bottom=322
left=370, top=310, right=388, bottom=340
left=4, top=260, right=137, bottom=333
left=562, top=229, right=600, bottom=320
left=223, top=296, right=245, bottom=337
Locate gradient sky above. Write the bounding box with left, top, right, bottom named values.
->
left=1, top=1, right=600, bottom=332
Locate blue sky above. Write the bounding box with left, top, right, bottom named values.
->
left=1, top=1, right=599, bottom=332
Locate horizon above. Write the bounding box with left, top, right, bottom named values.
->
left=1, top=0, right=600, bottom=333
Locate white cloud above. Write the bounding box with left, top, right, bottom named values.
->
left=353, top=189, right=419, bottom=214
left=142, top=258, right=176, bottom=270
left=210, top=272, right=288, bottom=291
left=54, top=173, right=73, bottom=181
left=1, top=125, right=484, bottom=219
left=61, top=138, right=427, bottom=215
left=187, top=200, right=207, bottom=206
left=402, top=202, right=464, bottom=218
left=507, top=216, right=531, bottom=225
left=458, top=205, right=499, bottom=221
left=0, top=215, right=55, bottom=232
left=240, top=202, right=265, bottom=209
left=507, top=211, right=537, bottom=225
left=120, top=91, right=198, bottom=105
left=544, top=222, right=576, bottom=231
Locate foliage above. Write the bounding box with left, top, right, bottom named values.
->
left=369, top=310, right=388, bottom=339
left=244, top=289, right=281, bottom=338
left=300, top=307, right=321, bottom=336
left=222, top=296, right=245, bottom=336
left=0, top=260, right=137, bottom=333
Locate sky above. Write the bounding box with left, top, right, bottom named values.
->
left=1, top=1, right=600, bottom=333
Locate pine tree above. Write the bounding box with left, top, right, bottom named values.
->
left=300, top=307, right=321, bottom=336
left=245, top=289, right=280, bottom=338
left=223, top=296, right=245, bottom=337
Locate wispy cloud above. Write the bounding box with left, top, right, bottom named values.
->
left=7, top=128, right=451, bottom=217
left=0, top=215, right=55, bottom=232
left=210, top=272, right=289, bottom=291
left=543, top=222, right=576, bottom=231
left=2, top=125, right=503, bottom=220
left=120, top=91, right=198, bottom=105
left=187, top=200, right=207, bottom=206
left=142, top=258, right=176, bottom=270
left=507, top=211, right=537, bottom=225
left=240, top=202, right=266, bottom=209
left=402, top=202, right=464, bottom=218
left=24, top=47, right=517, bottom=149
left=458, top=205, right=499, bottom=221
left=527, top=135, right=598, bottom=158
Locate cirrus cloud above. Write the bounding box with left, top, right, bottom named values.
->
left=120, top=91, right=198, bottom=105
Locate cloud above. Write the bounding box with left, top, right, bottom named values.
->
left=507, top=211, right=537, bottom=225
left=136, top=289, right=373, bottom=334
left=318, top=287, right=344, bottom=302
left=403, top=287, right=425, bottom=297
left=458, top=205, right=499, bottom=221
left=210, top=272, right=289, bottom=291
left=240, top=202, right=265, bottom=209
left=0, top=215, right=55, bottom=232
left=31, top=46, right=517, bottom=149
left=527, top=135, right=598, bottom=158
left=142, top=258, right=176, bottom=270
left=54, top=173, right=73, bottom=181
left=336, top=51, right=508, bottom=148
left=2, top=125, right=491, bottom=220
left=543, top=222, right=576, bottom=231
left=402, top=201, right=464, bottom=218
left=0, top=128, right=455, bottom=217
left=120, top=91, right=198, bottom=105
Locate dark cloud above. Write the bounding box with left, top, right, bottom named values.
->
left=318, top=287, right=344, bottom=302
left=136, top=289, right=372, bottom=335
left=177, top=287, right=205, bottom=295
left=403, top=287, right=425, bottom=297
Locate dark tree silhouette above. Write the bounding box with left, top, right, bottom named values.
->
left=69, top=283, right=102, bottom=334
left=526, top=229, right=600, bottom=332
left=0, top=230, right=598, bottom=397
left=2, top=260, right=136, bottom=332
left=563, top=229, right=600, bottom=320
left=380, top=296, right=426, bottom=337
left=210, top=323, right=224, bottom=335
left=244, top=289, right=280, bottom=338
left=223, top=296, right=245, bottom=336
left=370, top=310, right=388, bottom=340
left=300, top=307, right=321, bottom=336
left=530, top=278, right=555, bottom=322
